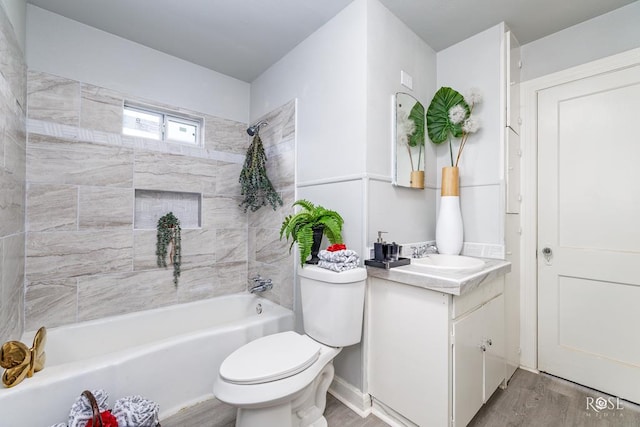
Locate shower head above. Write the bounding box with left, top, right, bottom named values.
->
left=247, top=120, right=268, bottom=136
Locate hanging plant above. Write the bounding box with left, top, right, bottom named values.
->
left=239, top=133, right=283, bottom=212
left=156, top=212, right=181, bottom=286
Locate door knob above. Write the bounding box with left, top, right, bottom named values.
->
left=542, top=247, right=553, bottom=264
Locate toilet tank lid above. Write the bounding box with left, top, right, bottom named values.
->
left=298, top=265, right=366, bottom=283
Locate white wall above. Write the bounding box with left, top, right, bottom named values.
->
left=436, top=24, right=505, bottom=246
left=366, top=0, right=437, bottom=246
left=250, top=1, right=368, bottom=182
left=251, top=0, right=438, bottom=391
left=26, top=5, right=249, bottom=123
left=521, top=2, right=640, bottom=81
left=0, top=0, right=25, bottom=51
left=252, top=0, right=369, bottom=389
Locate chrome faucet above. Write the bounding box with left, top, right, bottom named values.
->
left=410, top=243, right=438, bottom=258
left=249, top=275, right=273, bottom=293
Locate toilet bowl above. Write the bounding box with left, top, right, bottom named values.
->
left=213, top=266, right=367, bottom=427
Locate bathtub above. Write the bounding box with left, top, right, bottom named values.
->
left=0, top=293, right=293, bottom=427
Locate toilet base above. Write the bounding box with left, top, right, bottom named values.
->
left=234, top=362, right=335, bottom=427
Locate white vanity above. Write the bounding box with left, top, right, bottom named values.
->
left=366, top=257, right=511, bottom=427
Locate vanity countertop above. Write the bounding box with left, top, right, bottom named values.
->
left=365, top=257, right=511, bottom=296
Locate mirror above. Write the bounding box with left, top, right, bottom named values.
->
left=393, top=92, right=425, bottom=189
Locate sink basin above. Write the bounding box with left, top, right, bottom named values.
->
left=410, top=254, right=485, bottom=274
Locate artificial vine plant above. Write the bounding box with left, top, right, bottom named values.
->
left=239, top=133, right=283, bottom=212
left=156, top=212, right=181, bottom=286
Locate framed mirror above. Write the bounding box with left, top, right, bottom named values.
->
left=392, top=92, right=425, bottom=189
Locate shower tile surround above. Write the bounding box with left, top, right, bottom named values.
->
left=0, top=4, right=27, bottom=346
left=24, top=70, right=295, bottom=330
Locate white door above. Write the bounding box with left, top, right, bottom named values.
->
left=538, top=63, right=640, bottom=404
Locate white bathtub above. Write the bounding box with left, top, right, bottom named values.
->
left=0, top=293, right=293, bottom=427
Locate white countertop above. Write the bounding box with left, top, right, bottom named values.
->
left=366, top=257, right=511, bottom=296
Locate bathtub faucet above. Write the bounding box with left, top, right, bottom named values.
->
left=249, top=276, right=273, bottom=293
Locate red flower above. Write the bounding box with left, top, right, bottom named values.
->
left=87, top=410, right=119, bottom=427
left=327, top=244, right=346, bottom=252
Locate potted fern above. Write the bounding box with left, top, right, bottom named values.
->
left=279, top=200, right=344, bottom=266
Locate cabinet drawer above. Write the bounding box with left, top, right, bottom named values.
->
left=453, top=276, right=504, bottom=319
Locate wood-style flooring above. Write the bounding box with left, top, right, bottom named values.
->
left=162, top=369, right=640, bottom=426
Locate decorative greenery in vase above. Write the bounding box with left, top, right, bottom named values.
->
left=426, top=86, right=481, bottom=167
left=156, top=212, right=181, bottom=286
left=397, top=100, right=426, bottom=172
left=239, top=133, right=283, bottom=212
left=279, top=200, right=344, bottom=266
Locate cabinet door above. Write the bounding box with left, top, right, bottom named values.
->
left=483, top=294, right=505, bottom=402
left=453, top=307, right=484, bottom=427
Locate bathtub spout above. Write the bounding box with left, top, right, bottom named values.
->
left=249, top=276, right=273, bottom=293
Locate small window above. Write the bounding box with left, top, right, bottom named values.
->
left=123, top=104, right=201, bottom=145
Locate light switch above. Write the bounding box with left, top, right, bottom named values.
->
left=401, top=70, right=413, bottom=90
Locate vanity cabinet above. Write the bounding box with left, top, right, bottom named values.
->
left=367, top=276, right=505, bottom=427
left=453, top=293, right=504, bottom=427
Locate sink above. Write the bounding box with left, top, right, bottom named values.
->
left=410, top=254, right=485, bottom=274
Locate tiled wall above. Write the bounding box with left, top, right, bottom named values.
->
left=24, top=71, right=295, bottom=331
left=247, top=100, right=296, bottom=309
left=0, top=4, right=27, bottom=344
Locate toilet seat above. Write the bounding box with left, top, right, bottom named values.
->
left=220, top=331, right=321, bottom=385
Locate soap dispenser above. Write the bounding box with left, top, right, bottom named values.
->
left=374, top=231, right=388, bottom=261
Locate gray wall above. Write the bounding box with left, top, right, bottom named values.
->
left=521, top=2, right=640, bottom=81
left=0, top=0, right=26, bottom=344
left=24, top=71, right=295, bottom=330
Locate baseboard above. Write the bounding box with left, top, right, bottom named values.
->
left=518, top=365, right=540, bottom=375
left=327, top=375, right=372, bottom=418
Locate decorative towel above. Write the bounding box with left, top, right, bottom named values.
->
left=113, top=395, right=160, bottom=427
left=67, top=389, right=110, bottom=427
left=317, top=249, right=360, bottom=272
left=48, top=391, right=160, bottom=427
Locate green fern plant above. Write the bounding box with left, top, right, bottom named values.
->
left=279, top=200, right=344, bottom=266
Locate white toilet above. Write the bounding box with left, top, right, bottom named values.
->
left=213, top=265, right=367, bottom=427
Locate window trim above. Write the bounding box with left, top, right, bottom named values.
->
left=123, top=102, right=203, bottom=146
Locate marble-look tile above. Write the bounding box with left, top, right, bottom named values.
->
left=254, top=227, right=291, bottom=264
left=202, top=195, right=247, bottom=229
left=215, top=161, right=243, bottom=197
left=1, top=239, right=25, bottom=338
left=27, top=71, right=79, bottom=126
left=27, top=183, right=77, bottom=231
left=77, top=270, right=176, bottom=321
left=79, top=187, right=133, bottom=229
left=4, top=137, right=26, bottom=179
left=204, top=115, right=247, bottom=155
left=171, top=261, right=244, bottom=304
left=251, top=99, right=296, bottom=150
left=2, top=233, right=25, bottom=299
left=80, top=84, right=124, bottom=133
left=175, top=265, right=219, bottom=303
left=25, top=279, right=77, bottom=330
left=134, top=151, right=217, bottom=194
left=134, top=229, right=215, bottom=271
left=268, top=149, right=295, bottom=190
left=0, top=283, right=23, bottom=343
left=0, top=6, right=26, bottom=108
left=0, top=170, right=24, bottom=238
left=134, top=189, right=201, bottom=230
left=249, top=258, right=294, bottom=309
left=27, top=133, right=133, bottom=187
left=215, top=229, right=247, bottom=262
left=26, top=230, right=133, bottom=281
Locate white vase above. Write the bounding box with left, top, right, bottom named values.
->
left=436, top=167, right=463, bottom=255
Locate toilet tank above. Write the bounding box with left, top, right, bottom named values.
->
left=298, top=265, right=367, bottom=347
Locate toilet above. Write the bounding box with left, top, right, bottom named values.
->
left=213, top=265, right=367, bottom=427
